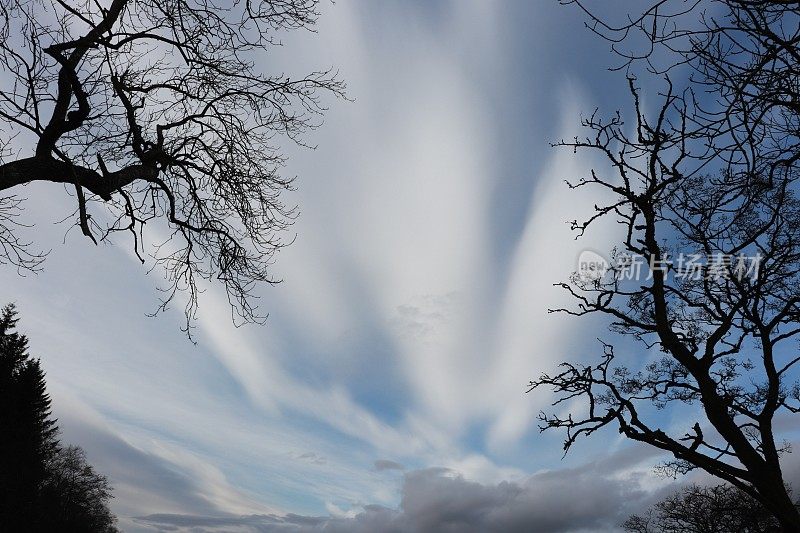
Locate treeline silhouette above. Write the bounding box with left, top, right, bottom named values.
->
left=0, top=304, right=117, bottom=532
left=624, top=483, right=788, bottom=533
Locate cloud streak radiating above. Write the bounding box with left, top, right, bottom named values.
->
left=0, top=1, right=721, bottom=529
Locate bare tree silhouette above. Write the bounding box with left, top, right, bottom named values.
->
left=624, top=484, right=783, bottom=533
left=531, top=1, right=800, bottom=529
left=39, top=446, right=118, bottom=532
left=564, top=0, right=800, bottom=195
left=0, top=0, right=345, bottom=333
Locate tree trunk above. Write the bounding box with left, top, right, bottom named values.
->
left=758, top=478, right=800, bottom=532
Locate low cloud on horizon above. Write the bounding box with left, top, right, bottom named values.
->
left=135, top=453, right=665, bottom=533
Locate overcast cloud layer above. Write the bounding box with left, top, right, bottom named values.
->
left=0, top=1, right=768, bottom=532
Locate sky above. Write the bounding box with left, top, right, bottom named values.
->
left=4, top=1, right=799, bottom=532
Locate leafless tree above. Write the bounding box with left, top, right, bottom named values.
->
left=0, top=0, right=345, bottom=333
left=530, top=3, right=800, bottom=529
left=40, top=445, right=118, bottom=532
left=565, top=0, right=800, bottom=190
left=624, top=483, right=782, bottom=533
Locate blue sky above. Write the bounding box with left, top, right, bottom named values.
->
left=5, top=1, right=794, bottom=532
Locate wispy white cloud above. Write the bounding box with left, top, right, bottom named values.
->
left=0, top=0, right=691, bottom=528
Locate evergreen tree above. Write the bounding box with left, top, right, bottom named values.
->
left=0, top=304, right=118, bottom=532
left=0, top=304, right=59, bottom=526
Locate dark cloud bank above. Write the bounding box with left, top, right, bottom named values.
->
left=136, top=448, right=669, bottom=533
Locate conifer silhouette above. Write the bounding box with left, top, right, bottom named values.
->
left=0, top=304, right=117, bottom=532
